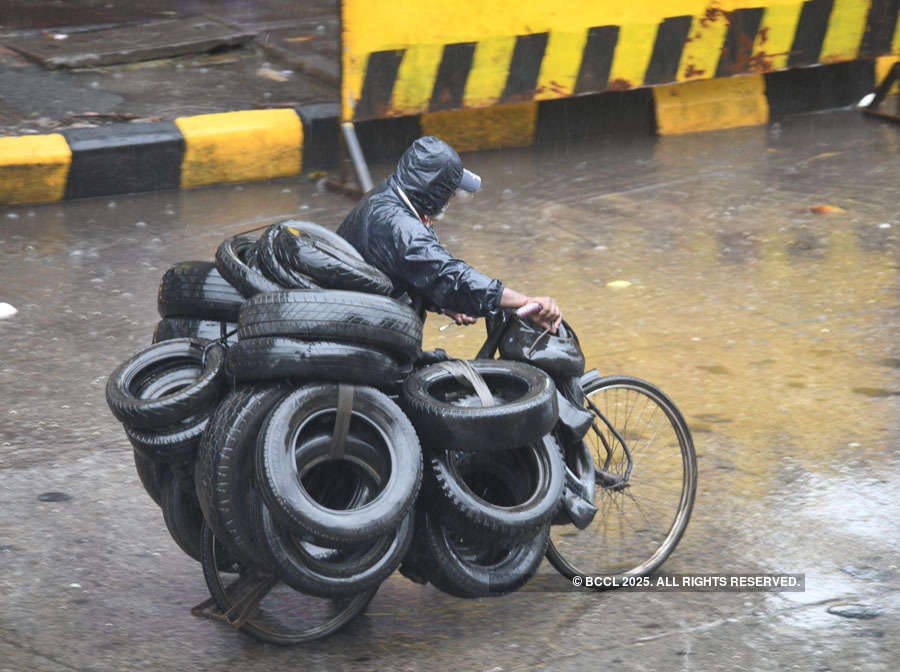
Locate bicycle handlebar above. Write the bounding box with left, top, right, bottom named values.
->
left=516, top=302, right=542, bottom=318
left=441, top=301, right=543, bottom=331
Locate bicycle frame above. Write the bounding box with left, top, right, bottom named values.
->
left=469, top=311, right=634, bottom=490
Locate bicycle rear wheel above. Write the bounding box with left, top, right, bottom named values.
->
left=198, top=524, right=375, bottom=645
left=547, top=373, right=696, bottom=579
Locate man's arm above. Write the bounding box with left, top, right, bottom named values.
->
left=387, top=218, right=563, bottom=331
left=388, top=222, right=503, bottom=316
left=444, top=282, right=562, bottom=332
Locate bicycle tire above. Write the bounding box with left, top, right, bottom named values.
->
left=273, top=226, right=393, bottom=295
left=402, top=360, right=558, bottom=453
left=237, top=289, right=422, bottom=361
left=546, top=373, right=697, bottom=580
left=428, top=435, right=565, bottom=541
left=157, top=261, right=244, bottom=321
left=255, top=223, right=320, bottom=290
left=215, top=234, right=282, bottom=298
left=106, top=338, right=226, bottom=430
left=199, top=524, right=374, bottom=645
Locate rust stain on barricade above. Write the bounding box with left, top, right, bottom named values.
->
left=700, top=2, right=728, bottom=29
left=747, top=50, right=779, bottom=73
left=683, top=63, right=707, bottom=78
left=608, top=78, right=634, bottom=91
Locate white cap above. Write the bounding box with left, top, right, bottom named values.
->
left=459, top=168, right=482, bottom=193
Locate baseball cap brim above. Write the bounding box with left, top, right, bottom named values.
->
left=459, top=168, right=482, bottom=193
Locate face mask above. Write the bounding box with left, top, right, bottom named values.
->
left=434, top=188, right=467, bottom=222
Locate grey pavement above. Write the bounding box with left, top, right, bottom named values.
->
left=0, top=1, right=338, bottom=137
left=1, top=109, right=899, bottom=670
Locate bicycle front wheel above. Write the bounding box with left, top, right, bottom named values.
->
left=547, top=374, right=697, bottom=579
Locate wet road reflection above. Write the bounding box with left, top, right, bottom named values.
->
left=1, top=109, right=898, bottom=670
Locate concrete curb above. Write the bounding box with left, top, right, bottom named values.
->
left=0, top=59, right=889, bottom=206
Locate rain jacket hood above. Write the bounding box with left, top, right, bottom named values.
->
left=389, top=136, right=463, bottom=217
left=337, top=136, right=502, bottom=317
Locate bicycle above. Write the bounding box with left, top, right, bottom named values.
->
left=197, top=302, right=697, bottom=643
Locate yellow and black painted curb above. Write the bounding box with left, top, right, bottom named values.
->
left=0, top=106, right=339, bottom=206
left=0, top=58, right=894, bottom=206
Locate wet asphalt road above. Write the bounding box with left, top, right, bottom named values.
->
left=1, top=109, right=899, bottom=671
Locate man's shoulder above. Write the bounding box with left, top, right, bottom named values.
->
left=368, top=196, right=427, bottom=237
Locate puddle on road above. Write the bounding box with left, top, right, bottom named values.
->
left=853, top=387, right=900, bottom=397
left=696, top=364, right=732, bottom=375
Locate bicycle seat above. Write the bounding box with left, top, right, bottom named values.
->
left=498, top=318, right=585, bottom=380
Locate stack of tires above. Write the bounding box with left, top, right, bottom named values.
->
left=106, top=337, right=229, bottom=563
left=196, top=382, right=422, bottom=599
left=400, top=360, right=563, bottom=597
left=106, top=218, right=569, bottom=640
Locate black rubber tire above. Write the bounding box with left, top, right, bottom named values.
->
left=133, top=449, right=166, bottom=506
left=428, top=434, right=565, bottom=541
left=152, top=318, right=237, bottom=344
left=106, top=338, right=226, bottom=430
left=237, top=290, right=422, bottom=361
left=244, top=241, right=264, bottom=273
left=194, top=384, right=291, bottom=568
left=255, top=223, right=320, bottom=289
left=125, top=414, right=209, bottom=463
left=159, top=469, right=205, bottom=563
left=123, top=363, right=214, bottom=464
left=226, top=337, right=410, bottom=390
left=414, top=509, right=550, bottom=598
left=256, top=384, right=422, bottom=546
left=122, top=363, right=212, bottom=463
left=200, top=524, right=375, bottom=645
left=216, top=234, right=282, bottom=298
left=402, top=360, right=558, bottom=453
left=157, top=261, right=244, bottom=322
left=273, top=220, right=363, bottom=262
left=274, top=225, right=393, bottom=295
left=169, top=458, right=196, bottom=494
left=256, top=501, right=414, bottom=598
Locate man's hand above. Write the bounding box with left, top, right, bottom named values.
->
left=499, top=288, right=563, bottom=333
left=523, top=296, right=562, bottom=333
left=443, top=309, right=477, bottom=326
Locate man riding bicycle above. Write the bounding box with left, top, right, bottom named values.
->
left=337, top=136, right=563, bottom=333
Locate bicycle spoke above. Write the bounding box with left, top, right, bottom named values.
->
left=628, top=420, right=666, bottom=474
left=612, top=388, right=618, bottom=467
left=623, top=489, right=667, bottom=540
left=628, top=402, right=661, bottom=456
left=623, top=393, right=652, bottom=448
